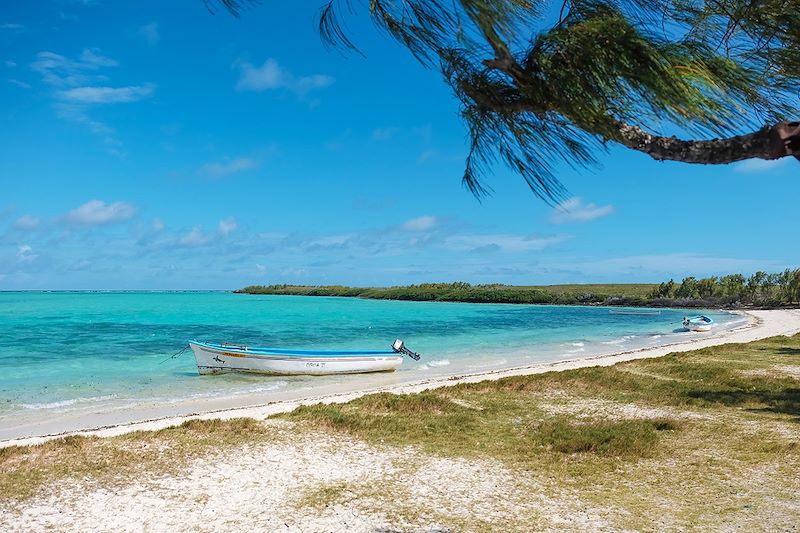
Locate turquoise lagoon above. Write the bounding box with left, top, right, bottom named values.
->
left=0, top=292, right=743, bottom=438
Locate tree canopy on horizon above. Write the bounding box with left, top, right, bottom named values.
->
left=211, top=0, right=799, bottom=202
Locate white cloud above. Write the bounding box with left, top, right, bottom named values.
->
left=13, top=214, right=40, bottom=230
left=151, top=217, right=165, bottom=232
left=31, top=49, right=117, bottom=87
left=218, top=217, right=238, bottom=236
left=234, top=58, right=334, bottom=95
left=569, top=253, right=785, bottom=278
left=5, top=60, right=17, bottom=68
left=138, top=22, right=159, bottom=45
left=200, top=157, right=259, bottom=179
left=372, top=127, right=398, bottom=141
left=178, top=227, right=212, bottom=247
left=305, top=234, right=352, bottom=250
left=16, top=244, right=35, bottom=262
left=550, top=197, right=614, bottom=224
left=734, top=158, right=790, bottom=173
left=57, top=83, right=155, bottom=104
left=78, top=48, right=118, bottom=68
left=8, top=78, right=31, bottom=89
left=1, top=23, right=24, bottom=31
left=59, top=11, right=80, bottom=22
left=417, top=149, right=439, bottom=163
left=66, top=200, right=136, bottom=225
left=401, top=215, right=438, bottom=232
left=54, top=103, right=123, bottom=155
left=31, top=49, right=151, bottom=154
left=445, top=234, right=567, bottom=253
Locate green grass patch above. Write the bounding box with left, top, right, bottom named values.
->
left=295, top=481, right=351, bottom=510
left=482, top=335, right=800, bottom=418
left=283, top=334, right=800, bottom=471
left=533, top=417, right=679, bottom=457
left=284, top=391, right=680, bottom=466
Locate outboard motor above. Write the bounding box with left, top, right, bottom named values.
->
left=392, top=339, right=421, bottom=361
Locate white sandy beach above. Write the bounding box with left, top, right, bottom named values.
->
left=5, top=308, right=800, bottom=448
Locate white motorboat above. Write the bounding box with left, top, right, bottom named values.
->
left=683, top=315, right=714, bottom=332
left=188, top=339, right=419, bottom=376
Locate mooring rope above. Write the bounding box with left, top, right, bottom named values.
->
left=159, top=344, right=189, bottom=364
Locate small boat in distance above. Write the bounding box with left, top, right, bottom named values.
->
left=188, top=339, right=420, bottom=376
left=683, top=315, right=714, bottom=332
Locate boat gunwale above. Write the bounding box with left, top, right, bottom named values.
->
left=190, top=340, right=399, bottom=358
left=686, top=314, right=715, bottom=324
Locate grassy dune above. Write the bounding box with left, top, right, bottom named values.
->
left=2, top=335, right=799, bottom=529
left=284, top=335, right=799, bottom=466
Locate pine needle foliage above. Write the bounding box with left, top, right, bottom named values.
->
left=214, top=1, right=800, bottom=202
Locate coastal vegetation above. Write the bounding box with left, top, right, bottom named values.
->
left=650, top=269, right=800, bottom=307
left=234, top=282, right=656, bottom=305
left=236, top=269, right=800, bottom=308
left=3, top=334, right=799, bottom=528
left=217, top=1, right=800, bottom=201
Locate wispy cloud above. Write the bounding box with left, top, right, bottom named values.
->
left=401, top=215, right=438, bottom=232
left=177, top=227, right=212, bottom=247
left=30, top=49, right=153, bottom=154
left=79, top=49, right=117, bottom=68
left=138, top=22, right=159, bottom=45
left=567, top=253, right=785, bottom=279
left=13, top=215, right=40, bottom=230
left=371, top=124, right=433, bottom=144
left=444, top=234, right=567, bottom=253
left=8, top=79, right=31, bottom=89
left=417, top=149, right=439, bottom=164
left=16, top=244, right=36, bottom=262
left=57, top=83, right=155, bottom=104
left=31, top=49, right=117, bottom=87
left=200, top=157, right=260, bottom=179
left=218, top=217, right=238, bottom=236
left=734, top=158, right=791, bottom=173
left=1, top=23, right=24, bottom=32
left=234, top=58, right=334, bottom=95
left=54, top=103, right=123, bottom=155
left=304, top=234, right=352, bottom=251
left=5, top=60, right=17, bottom=68
left=65, top=200, right=136, bottom=226
left=550, top=197, right=614, bottom=224
left=59, top=11, right=80, bottom=22
left=172, top=218, right=239, bottom=248
left=372, top=127, right=398, bottom=141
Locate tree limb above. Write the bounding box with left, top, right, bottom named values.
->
left=610, top=120, right=800, bottom=164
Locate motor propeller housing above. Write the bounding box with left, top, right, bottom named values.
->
left=392, top=339, right=421, bottom=360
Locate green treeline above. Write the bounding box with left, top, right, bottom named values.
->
left=234, top=282, right=656, bottom=306
left=237, top=271, right=800, bottom=308
left=649, top=270, right=800, bottom=306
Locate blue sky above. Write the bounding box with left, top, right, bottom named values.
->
left=1, top=1, right=798, bottom=290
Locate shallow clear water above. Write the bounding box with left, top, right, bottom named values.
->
left=0, top=292, right=742, bottom=432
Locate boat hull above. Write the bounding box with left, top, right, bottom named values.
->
left=189, top=342, right=403, bottom=376
left=685, top=323, right=712, bottom=332
left=683, top=315, right=714, bottom=332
